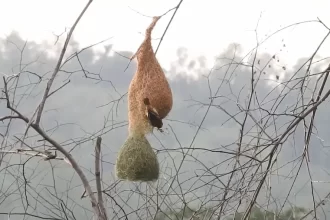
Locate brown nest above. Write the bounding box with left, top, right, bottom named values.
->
left=127, top=16, right=173, bottom=136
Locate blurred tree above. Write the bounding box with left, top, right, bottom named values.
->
left=154, top=205, right=308, bottom=220
left=226, top=205, right=308, bottom=220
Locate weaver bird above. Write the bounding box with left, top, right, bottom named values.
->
left=143, top=98, right=164, bottom=132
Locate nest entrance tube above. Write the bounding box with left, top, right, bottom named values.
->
left=115, top=16, right=173, bottom=182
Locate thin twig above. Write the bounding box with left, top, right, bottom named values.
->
left=95, top=137, right=107, bottom=219
left=154, top=0, right=184, bottom=55
left=241, top=64, right=330, bottom=220
left=35, top=0, right=94, bottom=125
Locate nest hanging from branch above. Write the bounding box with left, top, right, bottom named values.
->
left=115, top=16, right=173, bottom=182
left=128, top=16, right=173, bottom=136
left=115, top=134, right=159, bottom=181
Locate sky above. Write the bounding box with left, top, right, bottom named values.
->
left=0, top=0, right=329, bottom=74
left=0, top=0, right=330, bottom=219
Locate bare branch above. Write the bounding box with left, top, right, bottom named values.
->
left=95, top=137, right=107, bottom=219
left=35, top=0, right=94, bottom=125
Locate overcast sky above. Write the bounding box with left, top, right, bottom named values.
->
left=0, top=1, right=330, bottom=220
left=1, top=0, right=329, bottom=73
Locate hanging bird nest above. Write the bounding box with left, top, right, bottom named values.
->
left=115, top=16, right=173, bottom=182
left=127, top=16, right=173, bottom=136
left=115, top=134, right=159, bottom=181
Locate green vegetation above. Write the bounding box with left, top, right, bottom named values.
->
left=154, top=205, right=308, bottom=220
left=228, top=206, right=308, bottom=220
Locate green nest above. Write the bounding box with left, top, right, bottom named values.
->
left=115, top=134, right=159, bottom=182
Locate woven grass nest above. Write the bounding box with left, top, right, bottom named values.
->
left=115, top=16, right=173, bottom=182
left=115, top=134, right=159, bottom=181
